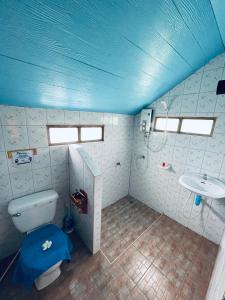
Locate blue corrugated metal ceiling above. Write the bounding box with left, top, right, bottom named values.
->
left=0, top=0, right=224, bottom=114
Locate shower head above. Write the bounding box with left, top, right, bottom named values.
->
left=161, top=100, right=168, bottom=111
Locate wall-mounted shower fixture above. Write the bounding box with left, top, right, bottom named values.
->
left=141, top=100, right=169, bottom=153
left=134, top=100, right=169, bottom=171
left=140, top=108, right=153, bottom=136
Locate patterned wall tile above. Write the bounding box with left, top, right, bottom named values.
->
left=10, top=170, right=34, bottom=198
left=51, top=163, right=69, bottom=185
left=168, top=95, right=182, bottom=114
left=0, top=152, right=8, bottom=176
left=200, top=68, right=223, bottom=92
left=0, top=174, right=12, bottom=202
left=185, top=163, right=201, bottom=171
left=50, top=146, right=68, bottom=165
left=3, top=126, right=29, bottom=150
left=79, top=112, right=103, bottom=125
left=197, top=92, right=216, bottom=113
left=170, top=82, right=184, bottom=96
left=200, top=151, right=223, bottom=174
left=32, top=147, right=50, bottom=169
left=175, top=134, right=190, bottom=148
left=207, top=134, right=225, bottom=154
left=64, top=111, right=80, bottom=125
left=186, top=149, right=204, bottom=168
left=32, top=167, right=52, bottom=191
left=160, top=145, right=174, bottom=162
left=214, top=113, right=225, bottom=134
left=173, top=146, right=188, bottom=164
left=26, top=108, right=47, bottom=125
left=0, top=106, right=26, bottom=125
left=215, top=94, right=225, bottom=113
left=47, top=109, right=65, bottom=124
left=27, top=126, right=48, bottom=148
left=189, top=135, right=208, bottom=150
left=184, top=72, right=202, bottom=94
left=181, top=94, right=198, bottom=113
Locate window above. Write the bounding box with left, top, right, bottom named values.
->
left=154, top=117, right=179, bottom=132
left=80, top=127, right=103, bottom=142
left=47, top=125, right=104, bottom=145
left=154, top=117, right=216, bottom=136
left=48, top=127, right=78, bottom=145
left=180, top=118, right=215, bottom=135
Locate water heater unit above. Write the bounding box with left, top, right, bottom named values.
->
left=140, top=108, right=153, bottom=135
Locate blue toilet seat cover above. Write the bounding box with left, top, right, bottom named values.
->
left=13, top=224, right=73, bottom=288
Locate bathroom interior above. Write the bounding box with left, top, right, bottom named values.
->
left=1, top=1, right=225, bottom=300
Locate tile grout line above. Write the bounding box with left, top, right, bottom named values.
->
left=101, top=214, right=165, bottom=295
left=100, top=213, right=163, bottom=265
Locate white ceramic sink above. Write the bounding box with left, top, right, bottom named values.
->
left=179, top=173, right=225, bottom=199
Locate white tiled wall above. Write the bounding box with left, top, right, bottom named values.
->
left=85, top=113, right=134, bottom=208
left=130, top=52, right=225, bottom=244
left=0, top=106, right=133, bottom=259
left=69, top=145, right=102, bottom=254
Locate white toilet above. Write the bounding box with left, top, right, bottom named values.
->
left=8, top=190, right=63, bottom=290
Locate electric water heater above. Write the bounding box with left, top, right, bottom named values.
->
left=140, top=108, right=153, bottom=135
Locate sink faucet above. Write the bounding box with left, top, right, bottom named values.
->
left=203, top=173, right=208, bottom=180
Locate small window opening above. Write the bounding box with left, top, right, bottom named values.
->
left=154, top=117, right=180, bottom=132
left=47, top=125, right=104, bottom=145
left=154, top=117, right=215, bottom=136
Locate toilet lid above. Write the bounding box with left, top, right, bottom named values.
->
left=13, top=224, right=73, bottom=288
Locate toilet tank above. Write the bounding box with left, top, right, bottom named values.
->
left=8, top=190, right=58, bottom=233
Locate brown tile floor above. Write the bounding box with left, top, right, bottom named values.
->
left=0, top=198, right=218, bottom=300
left=101, top=196, right=160, bottom=262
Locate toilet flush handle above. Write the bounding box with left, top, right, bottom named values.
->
left=12, top=212, right=21, bottom=217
